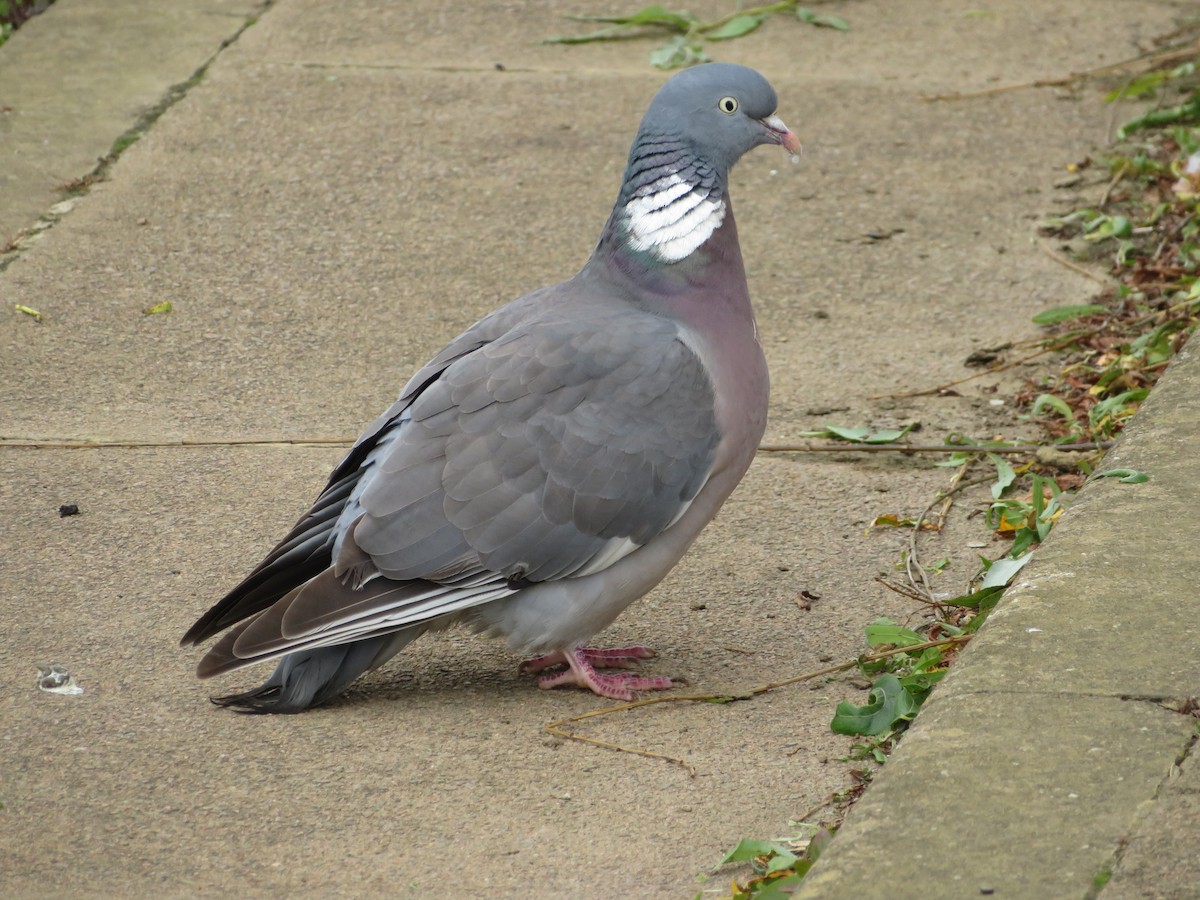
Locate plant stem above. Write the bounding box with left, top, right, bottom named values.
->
left=542, top=636, right=973, bottom=771
left=757, top=441, right=1113, bottom=454
left=699, top=0, right=799, bottom=34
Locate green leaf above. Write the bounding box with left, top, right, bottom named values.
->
left=546, top=5, right=699, bottom=44
left=822, top=424, right=871, bottom=442
left=927, top=557, right=951, bottom=574
left=831, top=674, right=920, bottom=736
left=569, top=4, right=696, bottom=30
left=765, top=852, right=800, bottom=874
left=1031, top=393, right=1073, bottom=419
left=899, top=669, right=945, bottom=692
left=947, top=578, right=1005, bottom=631
left=946, top=582, right=995, bottom=608
left=1105, top=70, right=1167, bottom=102
left=909, top=646, right=947, bottom=673
left=987, top=452, right=1017, bottom=500
left=1031, top=303, right=1108, bottom=325
left=543, top=26, right=629, bottom=45
left=648, top=34, right=709, bottom=69
left=869, top=513, right=919, bottom=528
left=719, top=838, right=797, bottom=866
left=800, top=422, right=917, bottom=444
left=704, top=13, right=764, bottom=41
left=1130, top=320, right=1184, bottom=365
left=864, top=621, right=924, bottom=647
left=980, top=551, right=1033, bottom=589
left=1093, top=468, right=1150, bottom=484
left=934, top=449, right=976, bottom=468
left=1009, top=526, right=1038, bottom=558
left=796, top=7, right=849, bottom=30
left=1090, top=388, right=1149, bottom=432
left=750, top=872, right=809, bottom=900
left=1118, top=95, right=1200, bottom=139
left=863, top=422, right=918, bottom=443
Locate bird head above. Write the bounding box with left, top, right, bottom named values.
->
left=637, top=63, right=800, bottom=175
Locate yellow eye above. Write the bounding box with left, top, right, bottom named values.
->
left=718, top=96, right=738, bottom=114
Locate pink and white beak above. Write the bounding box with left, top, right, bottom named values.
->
left=760, top=114, right=802, bottom=155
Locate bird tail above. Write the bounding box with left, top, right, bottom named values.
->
left=208, top=628, right=422, bottom=713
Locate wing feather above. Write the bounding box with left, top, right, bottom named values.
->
left=353, top=300, right=721, bottom=584
left=189, top=287, right=723, bottom=672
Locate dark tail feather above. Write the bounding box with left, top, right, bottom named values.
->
left=206, top=629, right=423, bottom=713
left=181, top=472, right=359, bottom=647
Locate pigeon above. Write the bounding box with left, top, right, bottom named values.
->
left=182, top=62, right=799, bottom=712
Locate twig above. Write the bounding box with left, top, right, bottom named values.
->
left=750, top=636, right=972, bottom=696
left=923, top=77, right=1084, bottom=103
left=700, top=0, right=804, bottom=36
left=2, top=437, right=1115, bottom=454
left=922, top=41, right=1200, bottom=102
left=542, top=637, right=972, bottom=771
left=868, top=336, right=1083, bottom=400
left=1038, top=242, right=1113, bottom=285
left=758, top=441, right=1112, bottom=454
left=543, top=720, right=700, bottom=776
left=0, top=437, right=355, bottom=450
left=905, top=462, right=986, bottom=601
left=874, top=576, right=937, bottom=606
left=791, top=790, right=843, bottom=822
left=544, top=692, right=742, bottom=776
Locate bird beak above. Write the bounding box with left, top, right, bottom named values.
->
left=759, top=114, right=801, bottom=155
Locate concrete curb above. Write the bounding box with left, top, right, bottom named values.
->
left=798, top=346, right=1200, bottom=896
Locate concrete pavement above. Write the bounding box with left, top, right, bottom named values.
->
left=2, top=1, right=1196, bottom=897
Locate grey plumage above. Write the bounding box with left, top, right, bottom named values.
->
left=182, top=63, right=799, bottom=712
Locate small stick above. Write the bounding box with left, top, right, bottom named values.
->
left=758, top=441, right=1112, bottom=454
left=905, top=463, right=987, bottom=601
left=2, top=437, right=1115, bottom=454
left=874, top=576, right=937, bottom=606
left=1038, top=242, right=1112, bottom=285
left=922, top=41, right=1200, bottom=102
left=542, top=722, right=698, bottom=777
left=788, top=791, right=843, bottom=822
left=867, top=338, right=1080, bottom=400
left=542, top=637, right=973, bottom=771
left=0, top=437, right=355, bottom=450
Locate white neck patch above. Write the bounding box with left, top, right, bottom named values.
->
left=622, top=174, right=725, bottom=263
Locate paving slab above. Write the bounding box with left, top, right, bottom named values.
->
left=1, top=0, right=1195, bottom=897
left=0, top=0, right=263, bottom=244
left=1104, top=751, right=1200, bottom=899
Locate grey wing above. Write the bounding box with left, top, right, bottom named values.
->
left=352, top=306, right=722, bottom=587
left=183, top=306, right=511, bottom=649
left=196, top=302, right=722, bottom=673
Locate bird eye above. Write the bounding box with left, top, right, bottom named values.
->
left=718, top=96, right=738, bottom=114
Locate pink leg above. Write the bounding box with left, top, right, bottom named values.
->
left=519, top=646, right=674, bottom=701
left=519, top=645, right=657, bottom=674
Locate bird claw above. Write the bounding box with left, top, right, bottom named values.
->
left=520, top=646, right=673, bottom=701
left=518, top=645, right=656, bottom=674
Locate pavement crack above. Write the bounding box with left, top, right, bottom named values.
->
left=1086, top=729, right=1199, bottom=899
left=0, top=1, right=274, bottom=275
left=949, top=688, right=1200, bottom=709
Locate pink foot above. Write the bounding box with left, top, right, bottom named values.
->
left=519, top=645, right=656, bottom=674
left=519, top=646, right=674, bottom=701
